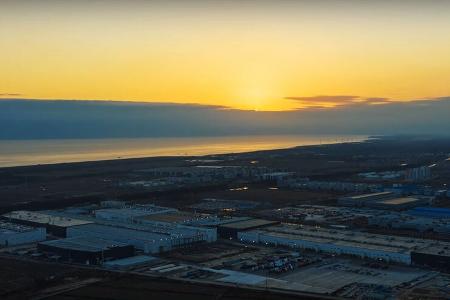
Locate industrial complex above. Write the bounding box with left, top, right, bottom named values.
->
left=1, top=139, right=450, bottom=299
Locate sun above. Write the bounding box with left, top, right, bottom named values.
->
left=233, top=82, right=287, bottom=111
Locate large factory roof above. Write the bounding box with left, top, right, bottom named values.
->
left=95, top=205, right=176, bottom=219
left=259, top=230, right=407, bottom=254
left=96, top=208, right=154, bottom=218
left=3, top=211, right=93, bottom=227
left=138, top=211, right=208, bottom=223
left=69, top=223, right=177, bottom=242
left=219, top=218, right=278, bottom=230
left=39, top=236, right=130, bottom=252
left=251, top=224, right=444, bottom=254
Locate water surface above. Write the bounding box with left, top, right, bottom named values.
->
left=0, top=135, right=367, bottom=167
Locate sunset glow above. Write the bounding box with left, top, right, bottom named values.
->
left=2, top=0, right=450, bottom=111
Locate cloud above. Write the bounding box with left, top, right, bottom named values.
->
left=285, top=95, right=359, bottom=107
left=363, top=97, right=390, bottom=102
left=285, top=95, right=394, bottom=108
left=0, top=93, right=23, bottom=97
left=285, top=95, right=359, bottom=102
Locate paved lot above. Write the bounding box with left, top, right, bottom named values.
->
left=278, top=260, right=429, bottom=294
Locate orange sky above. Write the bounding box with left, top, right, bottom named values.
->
left=1, top=0, right=450, bottom=111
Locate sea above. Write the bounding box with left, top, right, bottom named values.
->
left=0, top=135, right=368, bottom=168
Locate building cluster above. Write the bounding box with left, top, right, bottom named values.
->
left=1, top=191, right=450, bottom=274
left=1, top=204, right=219, bottom=264
left=238, top=224, right=450, bottom=269
left=258, top=204, right=450, bottom=237
left=284, top=177, right=447, bottom=199
left=369, top=206, right=450, bottom=235
left=122, top=166, right=288, bottom=191
left=0, top=202, right=285, bottom=265
left=368, top=211, right=450, bottom=235
left=137, top=165, right=274, bottom=181
left=359, top=166, right=432, bottom=182
left=258, top=205, right=375, bottom=227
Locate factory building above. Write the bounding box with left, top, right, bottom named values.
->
left=338, top=192, right=393, bottom=207
left=2, top=210, right=93, bottom=237
left=93, top=206, right=217, bottom=244
left=137, top=165, right=271, bottom=180
left=38, top=237, right=134, bottom=265
left=0, top=221, right=46, bottom=246
left=217, top=218, right=280, bottom=239
left=67, top=222, right=216, bottom=254
left=238, top=224, right=450, bottom=266
left=35, top=206, right=217, bottom=253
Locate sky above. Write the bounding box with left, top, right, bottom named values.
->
left=2, top=0, right=450, bottom=111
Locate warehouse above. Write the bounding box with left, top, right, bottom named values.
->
left=238, top=224, right=450, bottom=265
left=94, top=207, right=218, bottom=243
left=0, top=221, right=46, bottom=246
left=135, top=221, right=217, bottom=244
left=217, top=218, right=279, bottom=239
left=95, top=205, right=177, bottom=223
left=38, top=236, right=134, bottom=264
left=38, top=208, right=217, bottom=249
left=2, top=210, right=92, bottom=237
left=67, top=222, right=215, bottom=254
